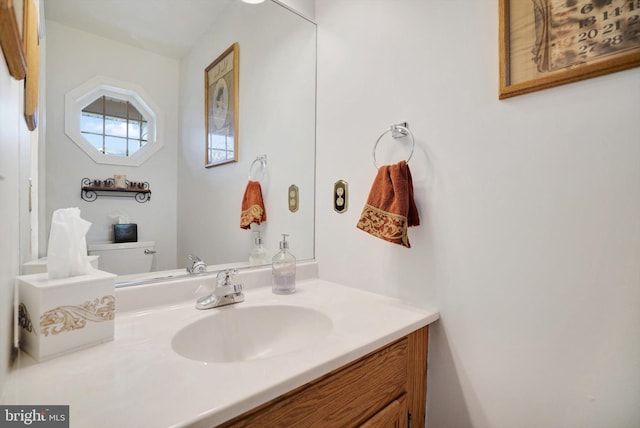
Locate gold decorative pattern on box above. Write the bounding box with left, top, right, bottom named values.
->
left=18, top=303, right=35, bottom=335
left=40, top=296, right=116, bottom=337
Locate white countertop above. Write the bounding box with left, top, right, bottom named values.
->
left=2, top=269, right=439, bottom=428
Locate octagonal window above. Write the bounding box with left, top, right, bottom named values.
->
left=65, top=76, right=164, bottom=166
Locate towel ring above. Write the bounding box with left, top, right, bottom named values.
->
left=249, top=155, right=267, bottom=181
left=372, top=123, right=415, bottom=169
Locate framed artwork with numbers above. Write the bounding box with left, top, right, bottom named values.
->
left=499, top=0, right=640, bottom=99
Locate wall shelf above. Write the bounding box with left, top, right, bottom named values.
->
left=81, top=178, right=151, bottom=203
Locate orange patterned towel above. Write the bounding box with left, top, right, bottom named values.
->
left=356, top=160, right=419, bottom=247
left=240, top=181, right=267, bottom=229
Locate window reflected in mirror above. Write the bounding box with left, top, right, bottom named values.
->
left=81, top=96, right=149, bottom=157
left=65, top=76, right=164, bottom=167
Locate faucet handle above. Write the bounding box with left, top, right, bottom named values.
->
left=187, top=254, right=207, bottom=274
left=216, top=269, right=238, bottom=286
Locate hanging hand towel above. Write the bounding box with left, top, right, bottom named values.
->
left=356, top=160, right=419, bottom=248
left=240, top=180, right=267, bottom=229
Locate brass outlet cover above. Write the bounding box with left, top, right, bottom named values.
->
left=334, top=180, right=348, bottom=213
left=288, top=184, right=299, bottom=212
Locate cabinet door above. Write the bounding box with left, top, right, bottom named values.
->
left=359, top=393, right=408, bottom=428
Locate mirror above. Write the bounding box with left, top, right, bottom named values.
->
left=36, top=0, right=316, bottom=283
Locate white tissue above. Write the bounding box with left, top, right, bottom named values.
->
left=109, top=210, right=130, bottom=224
left=47, top=207, right=93, bottom=279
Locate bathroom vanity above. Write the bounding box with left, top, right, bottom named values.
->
left=219, top=326, right=429, bottom=428
left=2, top=263, right=439, bottom=427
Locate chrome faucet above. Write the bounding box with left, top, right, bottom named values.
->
left=196, top=269, right=244, bottom=310
left=187, top=254, right=207, bottom=275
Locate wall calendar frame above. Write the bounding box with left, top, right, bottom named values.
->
left=499, top=0, right=640, bottom=99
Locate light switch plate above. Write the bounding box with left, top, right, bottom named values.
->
left=334, top=180, right=348, bottom=213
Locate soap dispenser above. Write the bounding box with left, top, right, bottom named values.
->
left=272, top=234, right=296, bottom=294
left=249, top=231, right=268, bottom=266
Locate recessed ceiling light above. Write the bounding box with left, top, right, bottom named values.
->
left=241, top=0, right=265, bottom=4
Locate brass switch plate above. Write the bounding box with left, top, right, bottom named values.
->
left=334, top=180, right=348, bottom=213
left=288, top=184, right=299, bottom=212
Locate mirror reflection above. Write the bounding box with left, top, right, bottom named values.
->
left=81, top=96, right=149, bottom=157
left=37, top=0, right=316, bottom=282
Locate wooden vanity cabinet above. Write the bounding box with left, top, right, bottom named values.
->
left=218, top=326, right=429, bottom=428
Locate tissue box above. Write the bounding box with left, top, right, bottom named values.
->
left=114, top=223, right=137, bottom=243
left=16, top=269, right=117, bottom=362
left=22, top=256, right=100, bottom=275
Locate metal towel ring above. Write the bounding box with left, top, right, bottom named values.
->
left=249, top=155, right=267, bottom=181
left=372, top=123, right=415, bottom=169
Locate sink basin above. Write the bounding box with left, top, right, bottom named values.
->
left=171, top=305, right=333, bottom=363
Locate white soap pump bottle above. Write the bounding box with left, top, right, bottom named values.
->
left=272, top=234, right=296, bottom=294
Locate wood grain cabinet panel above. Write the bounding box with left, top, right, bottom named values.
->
left=359, top=394, right=407, bottom=428
left=219, top=326, right=429, bottom=428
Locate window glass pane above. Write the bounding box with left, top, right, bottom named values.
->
left=103, top=96, right=129, bottom=119
left=140, top=122, right=148, bottom=141
left=208, top=133, right=230, bottom=150
left=128, top=107, right=143, bottom=121
left=83, top=97, right=104, bottom=115
left=81, top=113, right=103, bottom=134
left=104, top=136, right=127, bottom=156
left=104, top=116, right=128, bottom=138
left=82, top=133, right=104, bottom=153
left=128, top=121, right=140, bottom=140
left=75, top=91, right=156, bottom=161
left=128, top=139, right=142, bottom=155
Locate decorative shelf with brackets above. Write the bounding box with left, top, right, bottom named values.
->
left=81, top=178, right=151, bottom=203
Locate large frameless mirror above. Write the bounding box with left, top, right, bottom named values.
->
left=35, top=0, right=316, bottom=284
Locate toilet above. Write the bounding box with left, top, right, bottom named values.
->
left=87, top=241, right=156, bottom=275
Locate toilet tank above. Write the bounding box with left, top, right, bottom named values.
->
left=87, top=241, right=156, bottom=275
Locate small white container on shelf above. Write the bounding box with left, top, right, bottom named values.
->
left=16, top=269, right=117, bottom=362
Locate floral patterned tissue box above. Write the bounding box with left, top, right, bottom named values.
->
left=16, top=269, right=117, bottom=362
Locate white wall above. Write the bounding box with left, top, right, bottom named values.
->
left=315, top=1, right=640, bottom=428
left=178, top=0, right=316, bottom=267
left=44, top=21, right=179, bottom=271
left=0, top=53, right=31, bottom=395
left=277, top=0, right=316, bottom=21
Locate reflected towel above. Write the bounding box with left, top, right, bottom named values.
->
left=356, top=160, right=419, bottom=248
left=240, top=180, right=267, bottom=229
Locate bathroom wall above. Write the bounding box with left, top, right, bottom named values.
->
left=43, top=21, right=179, bottom=271
left=315, top=1, right=640, bottom=428
left=0, top=55, right=31, bottom=395
left=277, top=0, right=315, bottom=21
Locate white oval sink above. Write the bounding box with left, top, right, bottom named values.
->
left=171, top=305, right=333, bottom=363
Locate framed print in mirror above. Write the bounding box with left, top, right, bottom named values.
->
left=205, top=43, right=239, bottom=167
left=499, top=0, right=640, bottom=99
left=23, top=0, right=38, bottom=130
left=0, top=0, right=26, bottom=80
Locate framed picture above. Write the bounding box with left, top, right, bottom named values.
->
left=0, top=0, right=26, bottom=80
left=499, top=0, right=640, bottom=99
left=205, top=42, right=239, bottom=167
